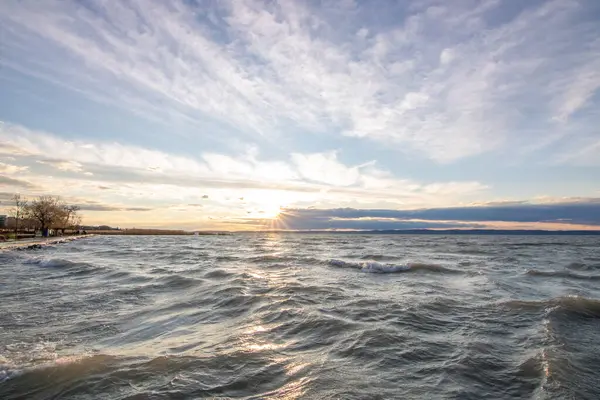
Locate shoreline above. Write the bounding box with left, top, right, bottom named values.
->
left=0, top=235, right=93, bottom=252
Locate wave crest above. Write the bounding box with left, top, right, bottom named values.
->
left=500, top=296, right=600, bottom=317
left=327, top=259, right=459, bottom=274
left=23, top=257, right=102, bottom=275
left=526, top=269, right=600, bottom=281
left=153, top=275, right=204, bottom=290
left=565, top=262, right=600, bottom=271
left=24, top=257, right=81, bottom=269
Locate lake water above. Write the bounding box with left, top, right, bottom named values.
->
left=1, top=234, right=600, bottom=399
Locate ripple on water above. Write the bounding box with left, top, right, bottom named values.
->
left=2, top=235, right=600, bottom=399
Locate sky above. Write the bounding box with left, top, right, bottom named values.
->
left=0, top=0, right=599, bottom=231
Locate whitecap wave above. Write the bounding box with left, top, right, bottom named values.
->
left=23, top=257, right=78, bottom=268
left=360, top=261, right=411, bottom=273
left=327, top=259, right=410, bottom=273
left=327, top=259, right=459, bottom=274
left=0, top=339, right=101, bottom=384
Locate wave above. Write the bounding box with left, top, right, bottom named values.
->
left=23, top=257, right=102, bottom=276
left=153, top=275, right=204, bottom=290
left=361, top=261, right=411, bottom=273
left=327, top=259, right=359, bottom=269
left=526, top=269, right=600, bottom=281
left=565, top=262, right=600, bottom=271
left=499, top=296, right=600, bottom=317
left=515, top=353, right=545, bottom=381
left=104, top=271, right=131, bottom=279
left=359, top=254, right=401, bottom=261
left=327, top=259, right=459, bottom=274
left=0, top=341, right=93, bottom=383
left=3, top=350, right=310, bottom=399
left=507, top=242, right=575, bottom=247
left=24, top=257, right=81, bottom=269
left=215, top=255, right=240, bottom=262
left=408, top=263, right=462, bottom=274
left=249, top=254, right=296, bottom=263
left=203, top=269, right=236, bottom=279
left=1, top=352, right=116, bottom=387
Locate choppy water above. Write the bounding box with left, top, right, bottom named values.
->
left=1, top=234, right=600, bottom=399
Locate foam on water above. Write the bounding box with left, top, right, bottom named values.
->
left=360, top=261, right=411, bottom=273
left=24, top=257, right=79, bottom=268
left=0, top=341, right=87, bottom=383
left=327, top=259, right=459, bottom=274
left=328, top=259, right=410, bottom=273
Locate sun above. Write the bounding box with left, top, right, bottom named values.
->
left=247, top=190, right=295, bottom=220
left=241, top=190, right=300, bottom=229
left=260, top=203, right=284, bottom=219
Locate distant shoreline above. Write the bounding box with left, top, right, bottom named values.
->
left=90, top=229, right=228, bottom=236
left=82, top=229, right=600, bottom=236
left=234, top=229, right=600, bottom=235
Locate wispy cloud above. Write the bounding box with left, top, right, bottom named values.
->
left=0, top=175, right=36, bottom=189
left=76, top=204, right=148, bottom=212
left=37, top=159, right=85, bottom=173
left=1, top=0, right=598, bottom=162
left=0, top=162, right=28, bottom=174
left=555, top=136, right=600, bottom=166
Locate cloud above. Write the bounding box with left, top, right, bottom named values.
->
left=76, top=204, right=122, bottom=212
left=0, top=175, right=36, bottom=189
left=241, top=215, right=478, bottom=230
left=76, top=203, right=153, bottom=212
left=166, top=203, right=205, bottom=212
left=439, top=48, right=455, bottom=65
left=37, top=159, right=84, bottom=172
left=0, top=122, right=487, bottom=208
left=0, top=191, right=22, bottom=202
left=555, top=137, right=600, bottom=166
left=0, top=141, right=31, bottom=156
left=1, top=1, right=598, bottom=162
left=0, top=162, right=28, bottom=174
left=265, top=198, right=600, bottom=230
left=291, top=152, right=364, bottom=186
left=124, top=207, right=152, bottom=212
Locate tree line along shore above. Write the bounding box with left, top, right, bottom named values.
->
left=2, top=194, right=82, bottom=241
left=3, top=194, right=228, bottom=239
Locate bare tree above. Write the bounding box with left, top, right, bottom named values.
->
left=8, top=194, right=28, bottom=240
left=25, top=196, right=64, bottom=236
left=58, top=205, right=81, bottom=234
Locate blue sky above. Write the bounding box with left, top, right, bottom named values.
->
left=0, top=0, right=599, bottom=230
